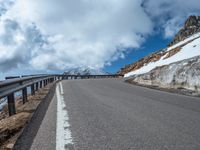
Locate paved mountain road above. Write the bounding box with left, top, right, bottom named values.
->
left=29, top=79, right=200, bottom=150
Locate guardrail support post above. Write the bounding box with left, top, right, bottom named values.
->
left=43, top=80, right=46, bottom=86
left=31, top=84, right=35, bottom=95
left=40, top=81, right=43, bottom=88
left=7, top=93, right=16, bottom=116
left=22, top=87, right=28, bottom=104
left=36, top=82, right=39, bottom=91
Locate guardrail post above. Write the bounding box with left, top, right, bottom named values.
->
left=36, top=82, right=39, bottom=91
left=43, top=80, right=45, bottom=87
left=31, top=84, right=35, bottom=95
left=40, top=81, right=43, bottom=88
left=7, top=93, right=16, bottom=116
left=22, top=87, right=28, bottom=104
left=45, top=80, right=47, bottom=86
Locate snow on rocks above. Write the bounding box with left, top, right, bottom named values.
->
left=125, top=33, right=200, bottom=77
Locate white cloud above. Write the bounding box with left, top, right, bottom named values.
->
left=0, top=0, right=200, bottom=76
left=143, top=0, right=200, bottom=38
left=0, top=0, right=153, bottom=74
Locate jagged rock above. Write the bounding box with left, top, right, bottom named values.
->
left=169, top=15, right=200, bottom=46
left=6, top=143, right=14, bottom=150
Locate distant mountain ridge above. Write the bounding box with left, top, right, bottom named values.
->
left=64, top=67, right=109, bottom=75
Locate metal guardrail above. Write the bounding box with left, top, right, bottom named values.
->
left=0, top=75, right=59, bottom=116
left=0, top=74, right=123, bottom=116
left=60, top=74, right=123, bottom=79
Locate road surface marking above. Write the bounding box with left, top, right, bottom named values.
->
left=56, top=82, right=73, bottom=150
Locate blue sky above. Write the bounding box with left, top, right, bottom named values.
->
left=104, top=33, right=171, bottom=73
left=0, top=0, right=200, bottom=79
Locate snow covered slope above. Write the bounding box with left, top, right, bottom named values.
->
left=125, top=32, right=200, bottom=77
left=121, top=16, right=200, bottom=94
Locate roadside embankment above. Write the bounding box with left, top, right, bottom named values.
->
left=0, top=82, right=56, bottom=149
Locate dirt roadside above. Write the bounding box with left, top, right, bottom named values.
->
left=0, top=82, right=57, bottom=150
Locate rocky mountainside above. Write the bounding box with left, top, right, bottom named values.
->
left=119, top=15, right=200, bottom=94
left=118, top=15, right=200, bottom=76
left=169, top=16, right=200, bottom=46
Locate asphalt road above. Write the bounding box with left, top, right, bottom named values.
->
left=30, top=79, right=200, bottom=150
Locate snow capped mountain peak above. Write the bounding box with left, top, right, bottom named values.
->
left=64, top=67, right=109, bottom=75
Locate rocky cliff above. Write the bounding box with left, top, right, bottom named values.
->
left=169, top=16, right=200, bottom=46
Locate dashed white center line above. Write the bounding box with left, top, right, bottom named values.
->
left=56, top=82, right=73, bottom=150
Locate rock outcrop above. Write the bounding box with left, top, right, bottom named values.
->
left=169, top=15, right=200, bottom=46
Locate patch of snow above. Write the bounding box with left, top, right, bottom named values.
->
left=125, top=35, right=200, bottom=77
left=0, top=98, right=7, bottom=110
left=166, top=32, right=200, bottom=52
left=183, top=62, right=188, bottom=66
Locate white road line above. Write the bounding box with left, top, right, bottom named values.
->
left=56, top=82, right=73, bottom=150
left=59, top=82, right=64, bottom=95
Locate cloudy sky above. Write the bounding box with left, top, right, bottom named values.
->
left=0, top=0, right=200, bottom=78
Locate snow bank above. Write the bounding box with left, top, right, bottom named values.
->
left=129, top=56, right=200, bottom=92
left=166, top=32, right=200, bottom=52
left=0, top=98, right=7, bottom=110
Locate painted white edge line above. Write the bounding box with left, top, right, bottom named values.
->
left=56, top=82, right=73, bottom=150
